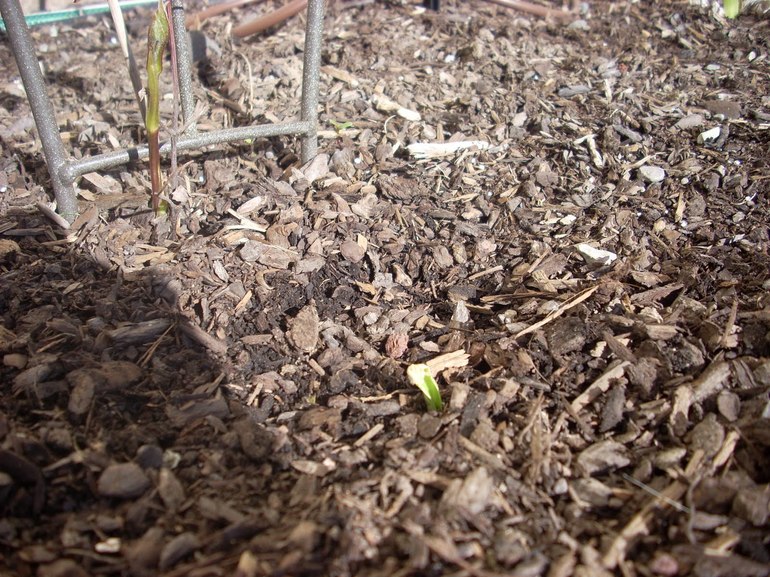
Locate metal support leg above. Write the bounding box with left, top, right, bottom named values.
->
left=300, top=0, right=324, bottom=164
left=0, top=0, right=78, bottom=222
left=170, top=0, right=196, bottom=135
left=1, top=0, right=324, bottom=222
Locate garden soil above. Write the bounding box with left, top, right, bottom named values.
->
left=1, top=1, right=769, bottom=575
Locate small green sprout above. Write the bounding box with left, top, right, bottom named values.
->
left=723, top=0, right=740, bottom=17
left=329, top=119, right=353, bottom=133
left=407, top=364, right=443, bottom=412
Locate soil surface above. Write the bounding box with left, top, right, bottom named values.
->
left=1, top=1, right=770, bottom=576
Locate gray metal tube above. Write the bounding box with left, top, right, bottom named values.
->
left=61, top=121, right=313, bottom=181
left=1, top=0, right=325, bottom=221
left=170, top=0, right=196, bottom=135
left=299, top=0, right=324, bottom=164
left=0, top=0, right=78, bottom=221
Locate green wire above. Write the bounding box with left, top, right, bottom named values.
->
left=0, top=0, right=158, bottom=32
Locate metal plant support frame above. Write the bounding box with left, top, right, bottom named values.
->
left=0, top=0, right=325, bottom=223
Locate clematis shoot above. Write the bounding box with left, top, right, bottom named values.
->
left=723, top=0, right=740, bottom=17
left=407, top=364, right=443, bottom=412
left=146, top=0, right=169, bottom=214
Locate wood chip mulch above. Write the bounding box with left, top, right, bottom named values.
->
left=1, top=1, right=769, bottom=576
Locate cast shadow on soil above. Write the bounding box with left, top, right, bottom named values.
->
left=0, top=236, right=239, bottom=571
left=2, top=222, right=398, bottom=577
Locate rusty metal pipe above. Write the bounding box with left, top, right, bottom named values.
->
left=186, top=0, right=265, bottom=28
left=482, top=0, right=574, bottom=19
left=232, top=0, right=307, bottom=38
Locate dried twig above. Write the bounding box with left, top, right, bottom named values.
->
left=513, top=284, right=599, bottom=340
left=107, top=0, right=146, bottom=120
left=622, top=473, right=690, bottom=514
left=603, top=451, right=704, bottom=569
left=571, top=360, right=631, bottom=414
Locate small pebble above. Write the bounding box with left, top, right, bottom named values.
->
left=732, top=485, right=770, bottom=526
left=136, top=444, right=164, bottom=470
left=159, top=532, right=200, bottom=570
left=717, top=390, right=740, bottom=422
left=417, top=413, right=442, bottom=438
left=639, top=165, right=666, bottom=183
left=3, top=353, right=27, bottom=369
left=97, top=463, right=151, bottom=499
left=675, top=114, right=704, bottom=130
left=158, top=468, right=186, bottom=512
left=687, top=414, right=724, bottom=459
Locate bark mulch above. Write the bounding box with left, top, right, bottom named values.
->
left=1, top=1, right=769, bottom=575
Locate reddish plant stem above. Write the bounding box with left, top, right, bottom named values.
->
left=146, top=1, right=169, bottom=214
left=148, top=131, right=162, bottom=213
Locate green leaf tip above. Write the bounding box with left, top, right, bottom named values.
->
left=407, top=364, right=443, bottom=412
left=723, top=0, right=740, bottom=18
left=329, top=119, right=353, bottom=133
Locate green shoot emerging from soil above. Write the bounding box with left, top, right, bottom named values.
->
left=329, top=119, right=353, bottom=133
left=407, top=364, right=443, bottom=412
left=724, top=0, right=740, bottom=17
left=146, top=0, right=169, bottom=214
